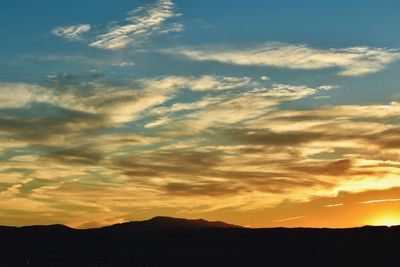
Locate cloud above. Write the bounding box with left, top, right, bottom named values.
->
left=3, top=74, right=400, bottom=227
left=45, top=147, right=103, bottom=166
left=110, top=62, right=135, bottom=67
left=360, top=198, right=400, bottom=204
left=90, top=0, right=182, bottom=49
left=145, top=117, right=170, bottom=128
left=168, top=43, right=400, bottom=76
left=0, top=76, right=174, bottom=128
left=149, top=82, right=330, bottom=134
left=141, top=75, right=252, bottom=92
left=0, top=84, right=33, bottom=108
left=275, top=216, right=306, bottom=222
left=52, top=24, right=91, bottom=40
left=163, top=181, right=245, bottom=196
left=0, top=77, right=178, bottom=152
left=188, top=75, right=252, bottom=91
left=325, top=203, right=343, bottom=208
left=0, top=103, right=100, bottom=143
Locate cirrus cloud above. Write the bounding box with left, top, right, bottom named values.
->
left=90, top=0, right=182, bottom=49
left=52, top=0, right=182, bottom=50
left=52, top=24, right=91, bottom=40
left=167, top=43, right=400, bottom=76
left=2, top=74, right=400, bottom=227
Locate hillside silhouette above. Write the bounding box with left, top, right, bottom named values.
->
left=1, top=216, right=399, bottom=266
left=100, top=216, right=242, bottom=232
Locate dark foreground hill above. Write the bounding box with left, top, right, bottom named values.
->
left=1, top=217, right=399, bottom=267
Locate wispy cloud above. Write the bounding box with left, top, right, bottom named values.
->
left=168, top=43, right=400, bottom=76
left=141, top=75, right=252, bottom=92
left=52, top=24, right=91, bottom=40
left=144, top=116, right=170, bottom=128
left=90, top=0, right=182, bottom=49
left=325, top=203, right=343, bottom=208
left=275, top=216, right=306, bottom=223
left=51, top=0, right=181, bottom=50
left=360, top=198, right=400, bottom=204
left=3, top=74, right=400, bottom=226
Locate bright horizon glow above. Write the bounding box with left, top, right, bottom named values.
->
left=367, top=214, right=400, bottom=227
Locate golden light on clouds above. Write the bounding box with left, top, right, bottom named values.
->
left=2, top=0, right=400, bottom=229
left=2, top=75, right=400, bottom=228
left=360, top=198, right=400, bottom=204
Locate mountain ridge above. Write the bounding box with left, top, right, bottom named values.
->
left=0, top=216, right=243, bottom=231
left=1, top=216, right=399, bottom=230
left=1, top=217, right=400, bottom=266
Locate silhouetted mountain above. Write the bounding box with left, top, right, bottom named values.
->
left=20, top=224, right=73, bottom=231
left=0, top=218, right=399, bottom=267
left=100, top=216, right=242, bottom=232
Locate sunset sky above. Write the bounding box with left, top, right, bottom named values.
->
left=1, top=0, right=400, bottom=228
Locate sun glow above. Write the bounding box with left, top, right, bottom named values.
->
left=368, top=214, right=400, bottom=227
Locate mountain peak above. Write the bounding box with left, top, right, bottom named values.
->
left=104, top=216, right=242, bottom=231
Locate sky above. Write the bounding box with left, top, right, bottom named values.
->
left=1, top=0, right=400, bottom=228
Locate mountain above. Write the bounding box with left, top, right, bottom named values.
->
left=100, top=216, right=243, bottom=232
left=20, top=224, right=73, bottom=231
left=0, top=218, right=399, bottom=267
